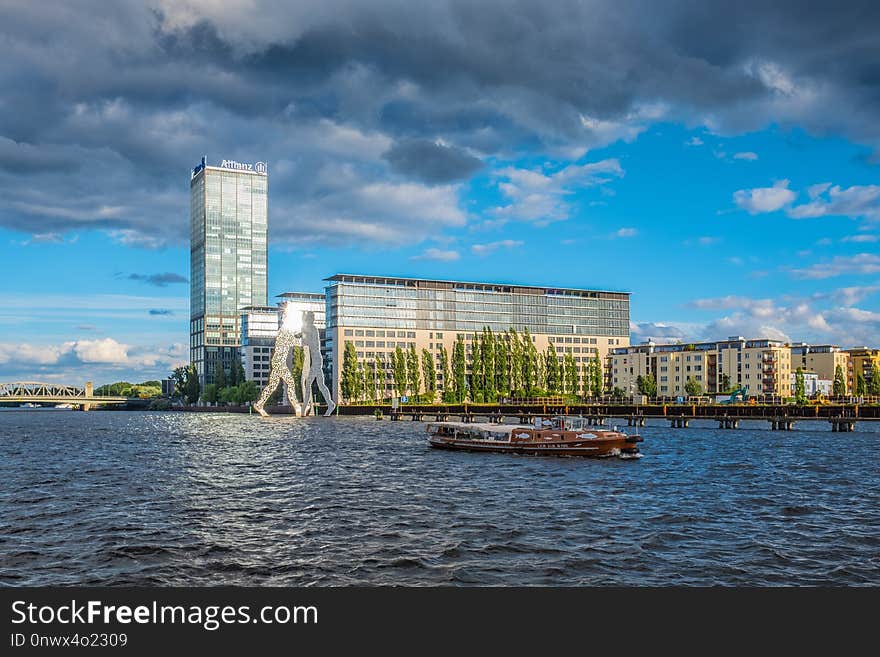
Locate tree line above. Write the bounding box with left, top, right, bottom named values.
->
left=339, top=327, right=605, bottom=404
left=170, top=361, right=259, bottom=406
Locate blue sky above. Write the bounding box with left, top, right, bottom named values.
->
left=1, top=1, right=878, bottom=385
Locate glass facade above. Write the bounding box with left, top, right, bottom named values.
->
left=190, top=160, right=268, bottom=385
left=326, top=276, right=630, bottom=337
left=323, top=275, right=630, bottom=399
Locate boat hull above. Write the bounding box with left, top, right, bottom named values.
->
left=428, top=436, right=641, bottom=458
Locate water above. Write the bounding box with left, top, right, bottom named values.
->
left=1, top=410, right=878, bottom=586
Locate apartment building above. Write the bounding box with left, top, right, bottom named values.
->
left=610, top=337, right=793, bottom=398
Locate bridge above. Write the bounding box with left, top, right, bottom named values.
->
left=0, top=382, right=128, bottom=410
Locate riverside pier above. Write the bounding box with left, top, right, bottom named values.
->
left=348, top=402, right=878, bottom=433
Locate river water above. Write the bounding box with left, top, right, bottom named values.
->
left=1, top=410, right=878, bottom=586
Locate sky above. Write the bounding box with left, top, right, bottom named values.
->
left=1, top=0, right=879, bottom=386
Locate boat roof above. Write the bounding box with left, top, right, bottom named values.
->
left=427, top=422, right=533, bottom=432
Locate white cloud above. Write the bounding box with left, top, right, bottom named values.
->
left=733, top=151, right=758, bottom=160
left=788, top=184, right=880, bottom=220
left=841, top=234, right=879, bottom=243
left=613, top=227, right=638, bottom=238
left=72, top=338, right=130, bottom=364
left=471, top=240, right=523, bottom=256
left=790, top=253, right=880, bottom=279
left=0, top=337, right=188, bottom=383
left=281, top=178, right=466, bottom=246
left=491, top=158, right=624, bottom=224
left=733, top=179, right=796, bottom=214
left=685, top=136, right=704, bottom=146
left=410, top=248, right=460, bottom=261
left=815, top=286, right=880, bottom=306
left=683, top=290, right=880, bottom=347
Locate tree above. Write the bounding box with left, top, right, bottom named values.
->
left=522, top=329, right=539, bottom=393
left=589, top=354, right=604, bottom=398
left=213, top=363, right=227, bottom=390
left=203, top=383, right=219, bottom=404
left=291, top=346, right=305, bottom=403
left=794, top=367, right=806, bottom=404
left=452, top=337, right=467, bottom=402
left=637, top=373, right=657, bottom=398
left=358, top=361, right=367, bottom=402
left=509, top=329, right=522, bottom=393
left=833, top=364, right=847, bottom=396
left=171, top=366, right=188, bottom=398
left=238, top=381, right=259, bottom=404
left=407, top=345, right=421, bottom=400
left=856, top=370, right=867, bottom=396
left=438, top=345, right=454, bottom=403
left=367, top=359, right=378, bottom=403
left=870, top=364, right=880, bottom=396
left=222, top=381, right=259, bottom=405
left=563, top=353, right=579, bottom=396
left=684, top=377, right=703, bottom=396
left=184, top=365, right=200, bottom=404
left=494, top=334, right=508, bottom=397
left=392, top=347, right=408, bottom=398
left=721, top=373, right=731, bottom=393
left=544, top=344, right=560, bottom=393
left=341, top=341, right=360, bottom=403
left=421, top=349, right=436, bottom=402
left=482, top=328, right=496, bottom=402
left=471, top=333, right=485, bottom=402
left=231, top=358, right=246, bottom=386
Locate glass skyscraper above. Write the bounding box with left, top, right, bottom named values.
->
left=190, top=157, right=268, bottom=385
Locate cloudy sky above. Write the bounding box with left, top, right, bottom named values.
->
left=2, top=0, right=879, bottom=384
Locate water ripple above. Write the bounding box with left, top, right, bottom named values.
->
left=0, top=411, right=878, bottom=586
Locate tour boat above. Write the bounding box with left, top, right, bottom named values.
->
left=427, top=416, right=643, bottom=459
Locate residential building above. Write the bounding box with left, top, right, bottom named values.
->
left=610, top=336, right=793, bottom=398
left=790, top=343, right=850, bottom=392
left=789, top=371, right=831, bottom=397
left=190, top=156, right=268, bottom=386
left=846, top=347, right=880, bottom=393
left=324, top=274, right=630, bottom=401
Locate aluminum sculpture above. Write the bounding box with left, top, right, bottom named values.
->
left=253, top=305, right=336, bottom=417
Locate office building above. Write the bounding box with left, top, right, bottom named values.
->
left=190, top=156, right=268, bottom=386
left=324, top=274, right=630, bottom=401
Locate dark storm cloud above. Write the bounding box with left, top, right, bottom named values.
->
left=383, top=139, right=483, bottom=183
left=1, top=0, right=879, bottom=246
left=128, top=273, right=188, bottom=287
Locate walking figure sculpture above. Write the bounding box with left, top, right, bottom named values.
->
left=300, top=311, right=336, bottom=416
left=253, top=303, right=303, bottom=417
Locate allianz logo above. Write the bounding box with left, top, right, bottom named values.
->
left=220, top=159, right=268, bottom=174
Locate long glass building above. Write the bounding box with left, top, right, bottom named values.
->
left=324, top=274, right=630, bottom=400
left=190, top=157, right=268, bottom=386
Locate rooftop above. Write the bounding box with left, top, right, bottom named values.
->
left=324, top=273, right=630, bottom=299
left=277, top=291, right=324, bottom=300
